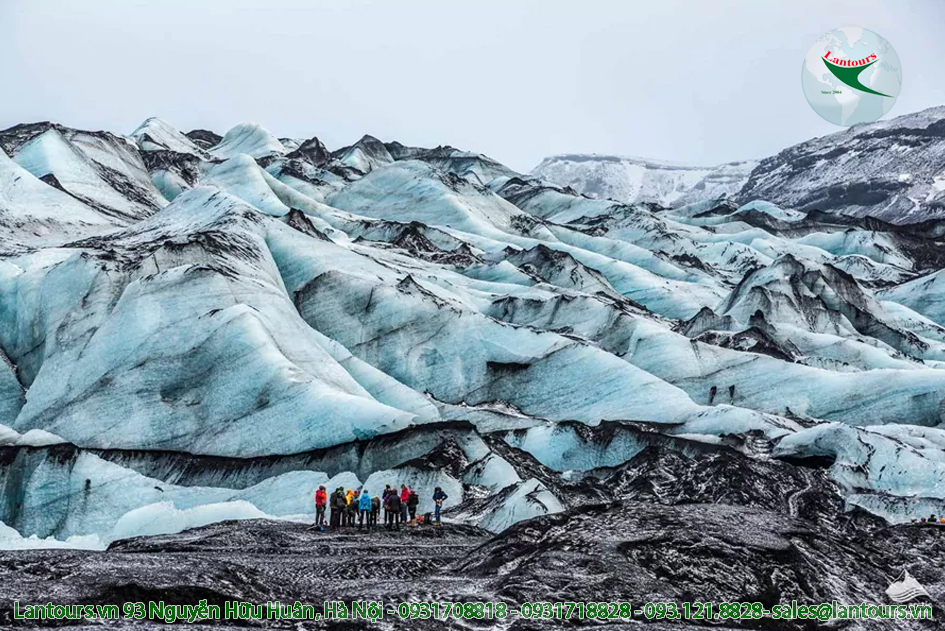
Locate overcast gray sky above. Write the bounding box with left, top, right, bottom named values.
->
left=2, top=0, right=943, bottom=172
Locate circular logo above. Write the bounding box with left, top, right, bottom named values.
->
left=802, top=26, right=901, bottom=126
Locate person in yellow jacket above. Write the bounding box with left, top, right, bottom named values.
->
left=345, top=489, right=356, bottom=526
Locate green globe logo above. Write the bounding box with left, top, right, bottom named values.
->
left=802, top=26, right=902, bottom=126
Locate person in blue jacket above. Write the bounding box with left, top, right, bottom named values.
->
left=432, top=487, right=448, bottom=525
left=358, top=489, right=373, bottom=530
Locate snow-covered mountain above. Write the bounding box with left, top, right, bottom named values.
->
left=739, top=106, right=945, bottom=223
left=533, top=106, right=945, bottom=224
left=1, top=115, right=945, bottom=560
left=530, top=153, right=756, bottom=208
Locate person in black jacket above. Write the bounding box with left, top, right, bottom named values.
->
left=385, top=492, right=402, bottom=531
left=432, top=487, right=448, bottom=524
left=346, top=490, right=359, bottom=527
left=371, top=495, right=380, bottom=526
left=406, top=489, right=420, bottom=525
left=381, top=484, right=393, bottom=523
left=330, top=487, right=345, bottom=528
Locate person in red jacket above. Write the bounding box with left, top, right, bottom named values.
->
left=314, top=485, right=328, bottom=526
left=399, top=484, right=410, bottom=524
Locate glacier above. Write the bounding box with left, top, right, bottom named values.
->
left=0, top=112, right=944, bottom=552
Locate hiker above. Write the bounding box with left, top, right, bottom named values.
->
left=315, top=485, right=328, bottom=526
left=346, top=490, right=359, bottom=527
left=432, top=487, right=448, bottom=524
left=386, top=491, right=402, bottom=530
left=708, top=385, right=717, bottom=405
left=371, top=494, right=380, bottom=526
left=339, top=488, right=348, bottom=527
left=330, top=487, right=345, bottom=528
left=728, top=384, right=736, bottom=401
left=358, top=489, right=373, bottom=530
left=382, top=484, right=393, bottom=522
left=400, top=484, right=410, bottom=523
left=407, top=488, right=420, bottom=524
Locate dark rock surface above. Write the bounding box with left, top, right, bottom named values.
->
left=1, top=507, right=940, bottom=630
left=2, top=439, right=942, bottom=629
left=185, top=130, right=223, bottom=150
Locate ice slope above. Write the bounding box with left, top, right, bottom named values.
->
left=265, top=165, right=331, bottom=203
left=286, top=136, right=331, bottom=166
left=0, top=446, right=360, bottom=545
left=717, top=255, right=912, bottom=341
left=831, top=254, right=914, bottom=287
left=0, top=189, right=438, bottom=456
left=796, top=230, right=913, bottom=270
left=266, top=222, right=703, bottom=425
left=387, top=144, right=518, bottom=185
left=211, top=123, right=287, bottom=159
left=505, top=244, right=622, bottom=298
left=491, top=287, right=945, bottom=425
left=0, top=520, right=102, bottom=551
left=296, top=161, right=945, bottom=427
left=325, top=164, right=723, bottom=319
left=666, top=199, right=806, bottom=227
left=197, top=154, right=344, bottom=240
left=327, top=161, right=551, bottom=240
left=203, top=154, right=292, bottom=216
left=131, top=118, right=207, bottom=157
left=458, top=478, right=564, bottom=532
left=494, top=180, right=775, bottom=283
left=773, top=423, right=945, bottom=523
left=2, top=451, right=326, bottom=541
left=626, top=321, right=945, bottom=426
left=3, top=125, right=167, bottom=222
left=0, top=149, right=114, bottom=247
left=877, top=270, right=945, bottom=326
left=333, top=135, right=394, bottom=173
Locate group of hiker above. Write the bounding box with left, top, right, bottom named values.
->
left=911, top=513, right=945, bottom=525
left=314, top=483, right=449, bottom=530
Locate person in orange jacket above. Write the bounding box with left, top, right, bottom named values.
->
left=399, top=484, right=410, bottom=523
left=314, top=485, right=328, bottom=526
